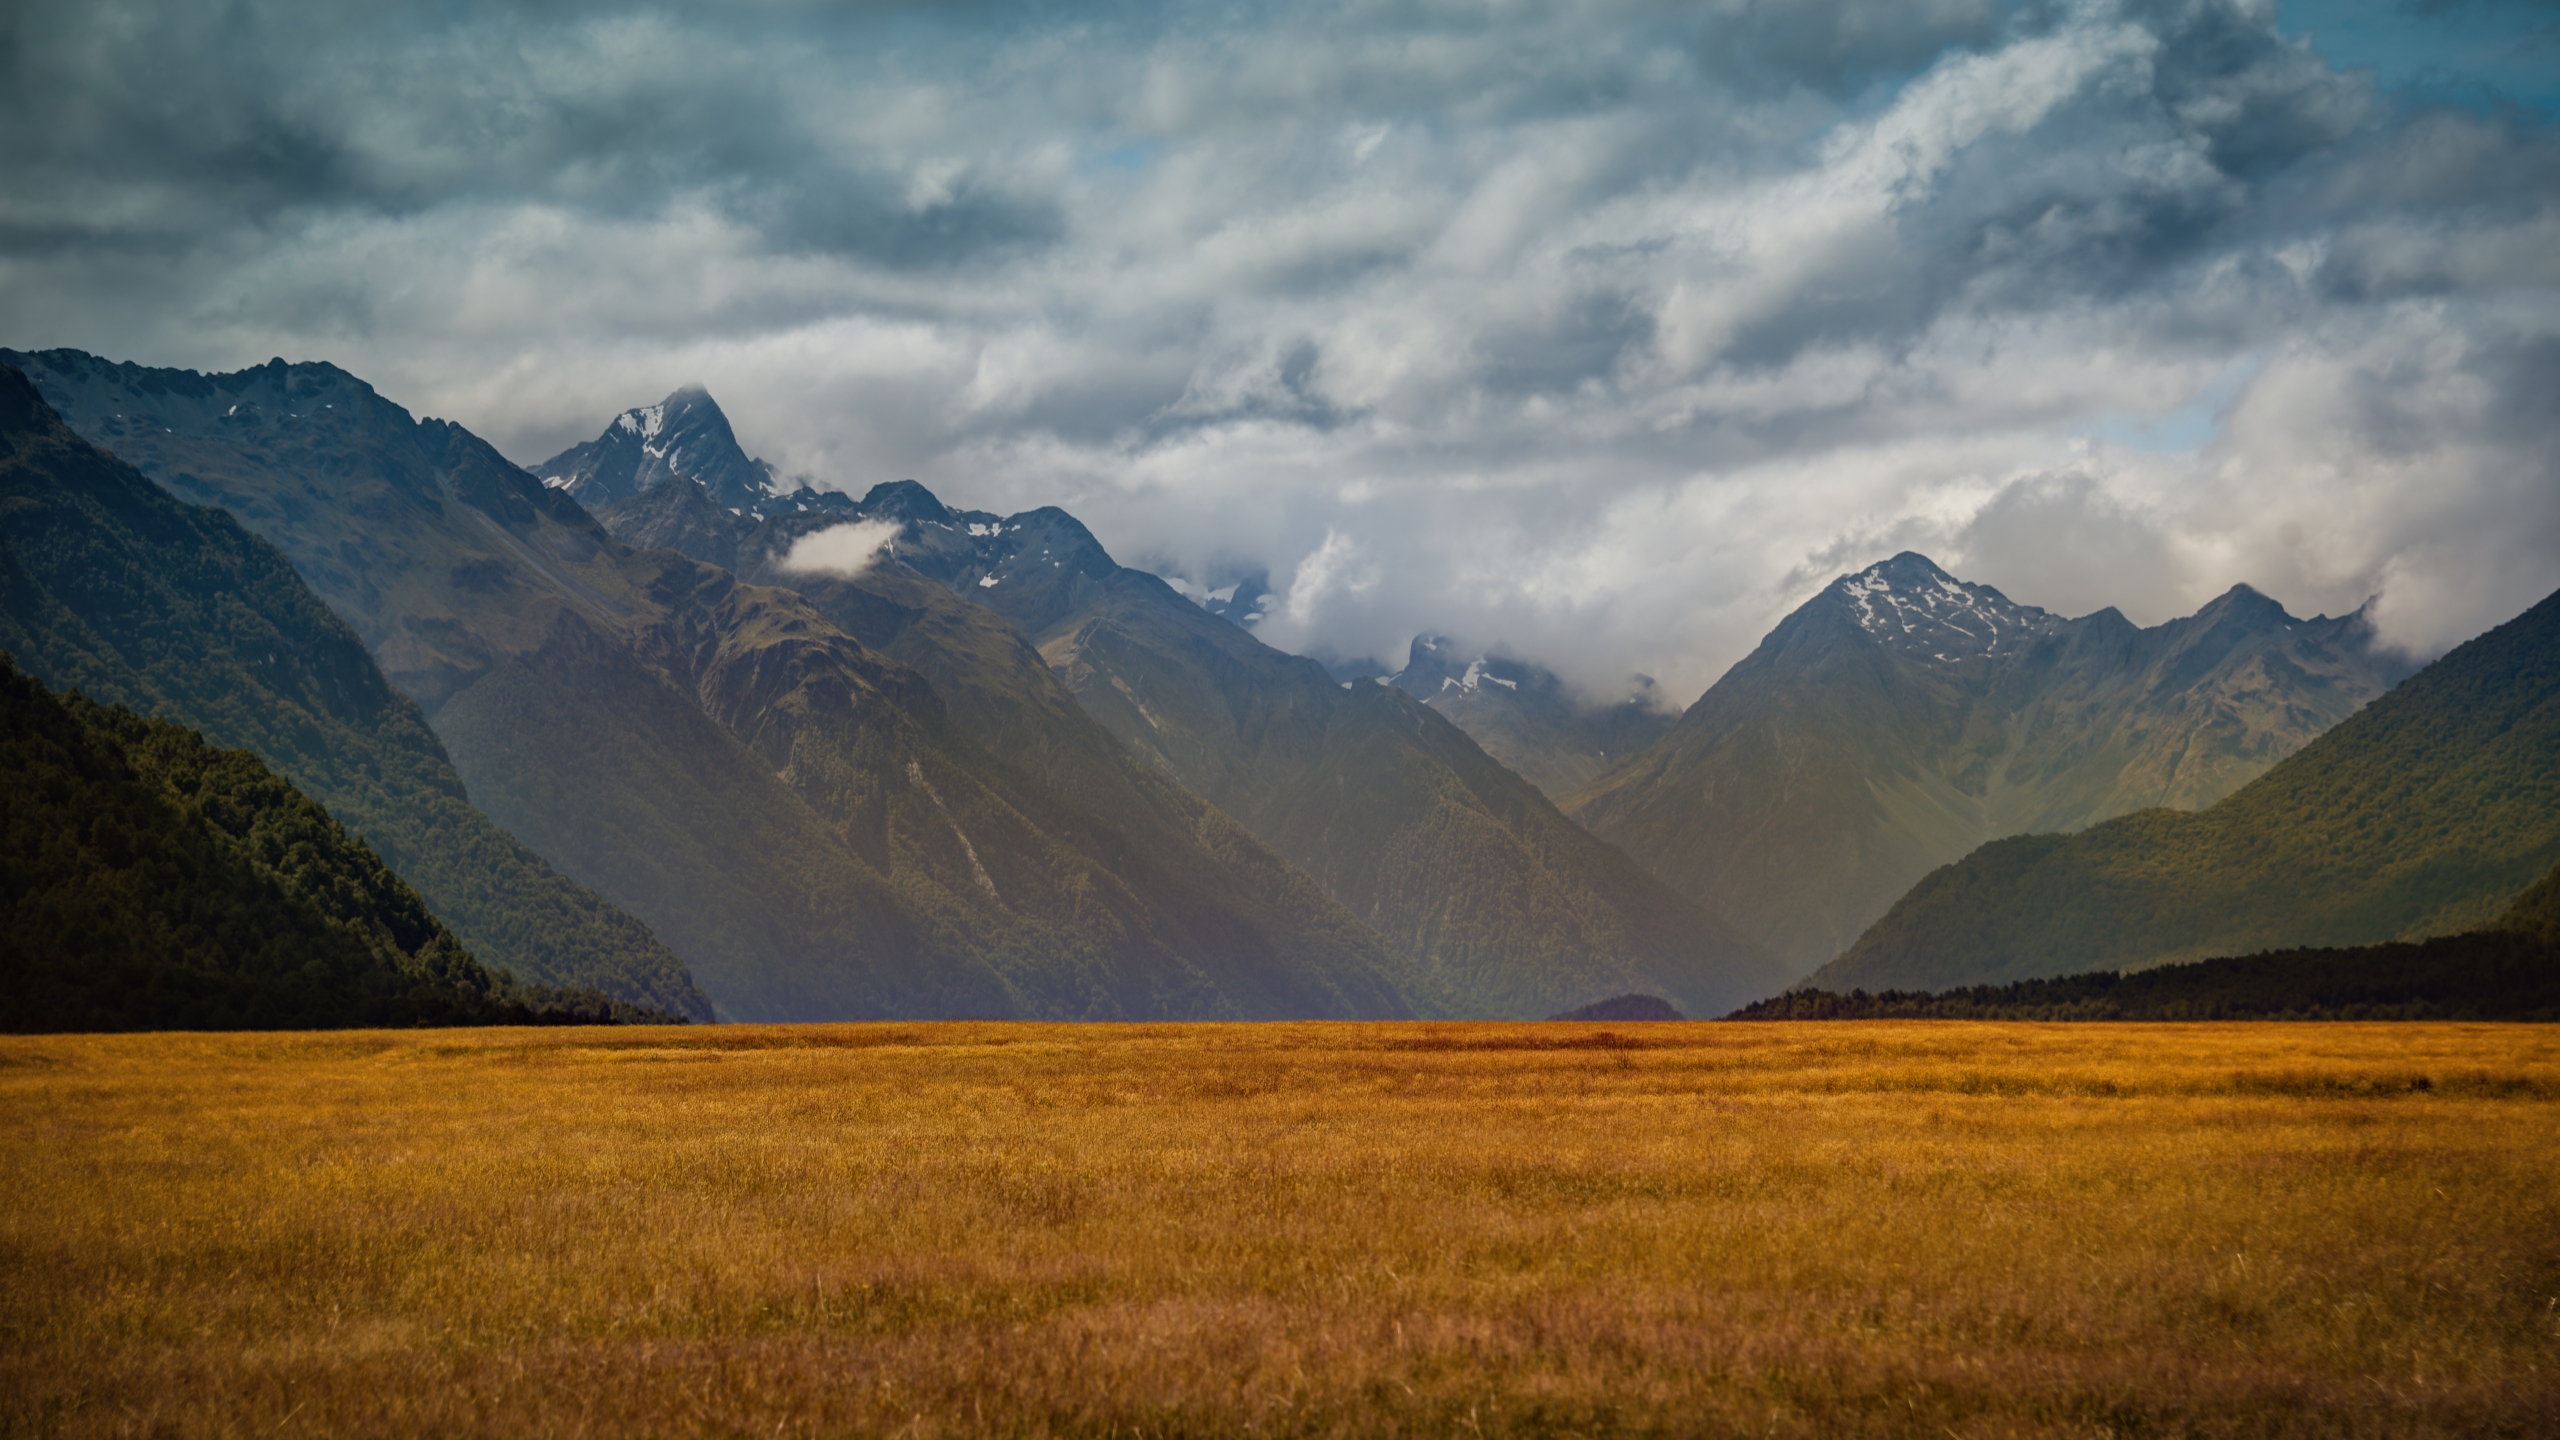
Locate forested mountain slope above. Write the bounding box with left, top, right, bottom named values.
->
left=1812, top=584, right=2560, bottom=992
left=0, top=657, right=644, bottom=1031
left=0, top=360, right=712, bottom=1019
left=1741, top=859, right=2560, bottom=1023
left=1568, top=553, right=2407, bottom=972
left=10, top=350, right=1411, bottom=1022
left=662, top=477, right=1785, bottom=1019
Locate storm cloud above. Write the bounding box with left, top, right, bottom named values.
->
left=4, top=0, right=2554, bottom=701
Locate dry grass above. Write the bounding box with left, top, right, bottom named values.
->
left=3, top=1021, right=2556, bottom=1438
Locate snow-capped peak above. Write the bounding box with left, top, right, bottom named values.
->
left=614, top=402, right=668, bottom=442
left=1828, top=553, right=2055, bottom=662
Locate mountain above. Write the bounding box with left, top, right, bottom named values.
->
left=528, top=385, right=788, bottom=513
left=0, top=357, right=713, bottom=1020
left=1811, top=583, right=2560, bottom=991
left=1567, top=552, right=2409, bottom=972
left=0, top=656, right=660, bottom=1031
left=1387, top=635, right=1677, bottom=799
left=599, top=476, right=1413, bottom=1014
left=9, top=351, right=1412, bottom=1023
left=1162, top=569, right=1278, bottom=630
left=639, top=476, right=1786, bottom=1019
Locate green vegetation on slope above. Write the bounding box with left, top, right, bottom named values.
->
left=1814, top=585, right=2560, bottom=992
left=0, top=359, right=713, bottom=1020
left=1735, top=933, right=2558, bottom=1022
left=0, top=656, right=663, bottom=1031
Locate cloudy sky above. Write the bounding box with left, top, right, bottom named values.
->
left=6, top=0, right=2556, bottom=701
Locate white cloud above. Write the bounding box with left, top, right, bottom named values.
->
left=775, top=518, right=905, bottom=581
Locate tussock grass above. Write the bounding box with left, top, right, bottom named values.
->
left=3, top=1021, right=2555, bottom=1437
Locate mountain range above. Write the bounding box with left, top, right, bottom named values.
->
left=1815, top=580, right=2560, bottom=991
left=593, top=460, right=1788, bottom=1019
left=10, top=345, right=2547, bottom=1031
left=4, top=351, right=1420, bottom=1022
left=1566, top=552, right=2410, bottom=972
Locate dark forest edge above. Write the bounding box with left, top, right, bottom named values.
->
left=1732, top=913, right=2560, bottom=1021
left=1, top=654, right=686, bottom=1033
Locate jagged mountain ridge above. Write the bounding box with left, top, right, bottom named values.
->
left=11, top=350, right=1415, bottom=1023
left=1814, top=583, right=2560, bottom=990
left=609, top=473, right=1787, bottom=1018
left=0, top=356, right=715, bottom=1019
left=1567, top=551, right=2410, bottom=972
left=1386, top=635, right=1678, bottom=800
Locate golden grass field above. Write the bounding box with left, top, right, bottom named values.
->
left=3, top=1021, right=2556, bottom=1438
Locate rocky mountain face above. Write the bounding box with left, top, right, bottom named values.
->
left=1816, top=582, right=2560, bottom=991
left=10, top=351, right=1413, bottom=1023
left=612, top=475, right=1787, bottom=1019
left=1386, top=636, right=1677, bottom=800
left=0, top=357, right=713, bottom=1020
left=528, top=385, right=789, bottom=513
left=1567, top=552, right=2411, bottom=973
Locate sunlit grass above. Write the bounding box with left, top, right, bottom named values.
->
left=3, top=1021, right=2555, bottom=1436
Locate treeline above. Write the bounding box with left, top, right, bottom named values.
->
left=0, top=656, right=684, bottom=1032
left=1733, top=929, right=2560, bottom=1022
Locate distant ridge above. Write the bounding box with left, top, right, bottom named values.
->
left=1387, top=635, right=1676, bottom=800
left=1547, top=994, right=1685, bottom=1022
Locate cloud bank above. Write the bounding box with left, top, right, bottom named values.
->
left=4, top=0, right=2555, bottom=701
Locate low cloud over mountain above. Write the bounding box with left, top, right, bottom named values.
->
left=4, top=0, right=2554, bottom=698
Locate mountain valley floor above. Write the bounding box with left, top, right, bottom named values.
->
left=4, top=1022, right=2554, bottom=1437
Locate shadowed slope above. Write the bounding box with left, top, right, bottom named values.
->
left=0, top=656, right=654, bottom=1031
left=0, top=360, right=712, bottom=1020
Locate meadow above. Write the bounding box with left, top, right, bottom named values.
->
left=2, top=1021, right=2555, bottom=1438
